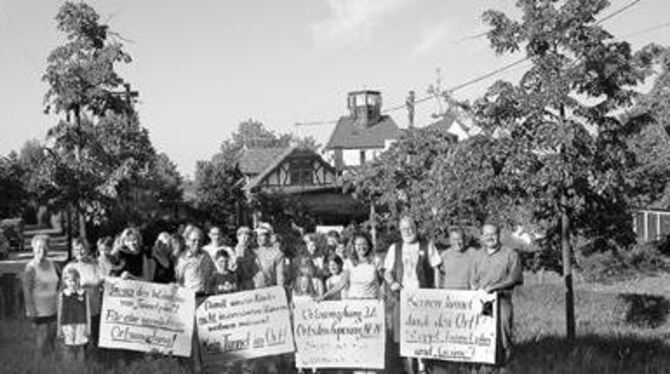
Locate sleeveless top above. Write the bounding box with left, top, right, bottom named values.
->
left=61, top=290, right=87, bottom=325
left=26, top=260, right=59, bottom=317
left=346, top=261, right=379, bottom=299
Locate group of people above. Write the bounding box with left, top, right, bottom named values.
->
left=21, top=216, right=523, bottom=373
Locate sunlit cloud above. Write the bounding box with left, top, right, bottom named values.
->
left=311, top=0, right=413, bottom=50
left=410, top=22, right=451, bottom=57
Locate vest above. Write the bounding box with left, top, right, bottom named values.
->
left=392, top=239, right=434, bottom=289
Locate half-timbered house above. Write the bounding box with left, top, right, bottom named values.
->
left=239, top=146, right=365, bottom=225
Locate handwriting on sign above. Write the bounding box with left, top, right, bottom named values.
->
left=99, top=279, right=195, bottom=357
left=196, top=286, right=294, bottom=368
left=293, top=299, right=385, bottom=370
left=400, top=289, right=497, bottom=365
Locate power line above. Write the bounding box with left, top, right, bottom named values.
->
left=621, top=21, right=670, bottom=38
left=297, top=0, right=646, bottom=126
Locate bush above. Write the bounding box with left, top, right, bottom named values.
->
left=623, top=242, right=670, bottom=273
left=577, top=251, right=631, bottom=282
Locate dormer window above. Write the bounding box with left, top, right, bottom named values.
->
left=290, top=158, right=313, bottom=185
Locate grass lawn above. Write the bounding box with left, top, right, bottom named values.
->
left=3, top=274, right=670, bottom=373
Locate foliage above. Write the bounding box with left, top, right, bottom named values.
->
left=0, top=153, right=28, bottom=218
left=38, top=2, right=184, bottom=238
left=345, top=126, right=459, bottom=240
left=624, top=57, right=670, bottom=209
left=472, top=0, right=665, bottom=261
left=43, top=2, right=131, bottom=117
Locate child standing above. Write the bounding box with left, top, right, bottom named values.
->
left=96, top=236, right=124, bottom=277
left=57, top=267, right=91, bottom=363
left=325, top=254, right=345, bottom=300
left=207, top=249, right=238, bottom=295
left=292, top=257, right=324, bottom=303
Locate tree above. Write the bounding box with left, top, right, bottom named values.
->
left=624, top=57, right=670, bottom=208
left=345, top=126, right=459, bottom=242
left=42, top=2, right=133, bottom=238
left=0, top=153, right=28, bottom=218
left=466, top=0, right=662, bottom=339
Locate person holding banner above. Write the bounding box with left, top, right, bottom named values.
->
left=175, top=225, right=216, bottom=373
left=113, top=227, right=153, bottom=281
left=470, top=223, right=523, bottom=369
left=232, top=226, right=258, bottom=290
left=430, top=227, right=477, bottom=374
left=318, top=231, right=383, bottom=374
left=383, top=216, right=442, bottom=374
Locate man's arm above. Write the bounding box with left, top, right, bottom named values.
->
left=276, top=253, right=286, bottom=287
left=428, top=241, right=442, bottom=288
left=485, top=249, right=523, bottom=293
left=382, top=244, right=400, bottom=290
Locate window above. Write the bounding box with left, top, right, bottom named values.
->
left=290, top=159, right=313, bottom=185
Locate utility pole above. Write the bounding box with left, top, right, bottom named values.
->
left=406, top=90, right=415, bottom=128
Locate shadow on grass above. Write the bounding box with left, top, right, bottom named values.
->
left=510, top=334, right=670, bottom=374
left=617, top=293, right=670, bottom=328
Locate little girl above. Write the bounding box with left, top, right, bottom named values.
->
left=57, top=267, right=91, bottom=362
left=325, top=254, right=345, bottom=300
left=292, top=257, right=323, bottom=303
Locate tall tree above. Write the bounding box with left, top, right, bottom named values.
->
left=42, top=2, right=133, bottom=237
left=468, top=0, right=662, bottom=339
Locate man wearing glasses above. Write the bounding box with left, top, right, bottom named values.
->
left=383, top=216, right=442, bottom=374
left=470, top=223, right=523, bottom=370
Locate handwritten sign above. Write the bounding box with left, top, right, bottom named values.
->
left=196, top=286, right=294, bottom=369
left=293, top=299, right=385, bottom=369
left=400, top=289, right=497, bottom=364
left=99, top=279, right=195, bottom=357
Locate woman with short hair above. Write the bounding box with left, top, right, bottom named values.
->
left=23, top=234, right=59, bottom=358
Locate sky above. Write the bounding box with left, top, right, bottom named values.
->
left=1, top=0, right=670, bottom=178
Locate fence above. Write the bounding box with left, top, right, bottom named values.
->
left=633, top=208, right=670, bottom=242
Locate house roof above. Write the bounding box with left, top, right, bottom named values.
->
left=243, top=146, right=339, bottom=192
left=425, top=112, right=480, bottom=140
left=325, top=115, right=400, bottom=150
left=238, top=147, right=287, bottom=175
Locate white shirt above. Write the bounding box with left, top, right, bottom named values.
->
left=383, top=240, right=441, bottom=289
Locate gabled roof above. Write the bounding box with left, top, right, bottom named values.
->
left=325, top=115, right=400, bottom=150
left=238, top=147, right=287, bottom=175
left=243, top=146, right=338, bottom=192
left=425, top=112, right=480, bottom=141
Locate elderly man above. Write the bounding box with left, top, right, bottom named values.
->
left=384, top=215, right=442, bottom=374
left=470, top=223, right=523, bottom=368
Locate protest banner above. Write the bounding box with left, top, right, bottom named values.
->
left=99, top=278, right=195, bottom=357
left=400, top=289, right=497, bottom=364
left=293, top=299, right=385, bottom=369
left=196, top=286, right=294, bottom=368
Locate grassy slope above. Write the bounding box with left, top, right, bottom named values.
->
left=3, top=275, right=670, bottom=373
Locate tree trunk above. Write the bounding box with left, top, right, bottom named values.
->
left=370, top=202, right=377, bottom=250
left=72, top=107, right=87, bottom=240
left=561, top=193, right=575, bottom=340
